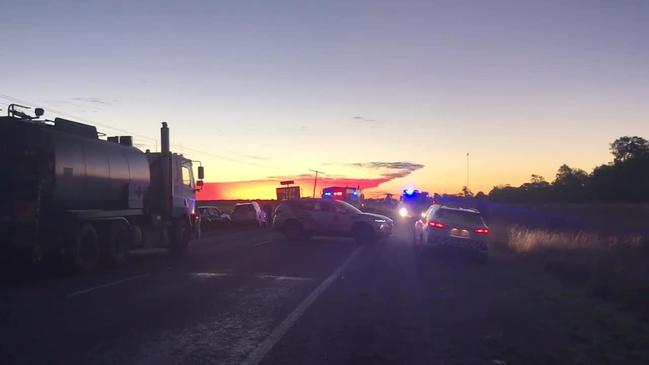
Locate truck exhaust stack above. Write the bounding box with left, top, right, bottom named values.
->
left=161, top=122, right=170, bottom=154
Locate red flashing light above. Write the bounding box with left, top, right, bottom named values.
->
left=474, top=228, right=489, bottom=235
left=333, top=192, right=343, bottom=196
left=428, top=221, right=446, bottom=229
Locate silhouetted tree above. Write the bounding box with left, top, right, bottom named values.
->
left=530, top=174, right=546, bottom=184
left=461, top=186, right=473, bottom=197
left=520, top=175, right=552, bottom=202
left=488, top=136, right=649, bottom=204
left=610, top=136, right=649, bottom=163
left=488, top=185, right=519, bottom=203
left=554, top=164, right=589, bottom=201
left=591, top=154, right=649, bottom=202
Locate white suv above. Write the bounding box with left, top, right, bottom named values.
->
left=231, top=202, right=268, bottom=227
left=413, top=205, right=489, bottom=261
left=273, top=199, right=393, bottom=244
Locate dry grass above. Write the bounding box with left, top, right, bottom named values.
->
left=507, top=228, right=644, bottom=253
left=494, top=225, right=649, bottom=319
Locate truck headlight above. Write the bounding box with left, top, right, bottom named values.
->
left=398, top=207, right=408, bottom=218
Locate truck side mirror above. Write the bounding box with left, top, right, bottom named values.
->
left=196, top=180, right=204, bottom=188
left=197, top=166, right=204, bottom=180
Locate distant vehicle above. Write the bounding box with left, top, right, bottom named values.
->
left=0, top=105, right=203, bottom=273
left=231, top=202, right=268, bottom=227
left=413, top=205, right=489, bottom=261
left=197, top=206, right=231, bottom=229
left=396, top=188, right=431, bottom=223
left=322, top=186, right=362, bottom=207
left=273, top=198, right=393, bottom=244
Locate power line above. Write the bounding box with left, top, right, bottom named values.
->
left=0, top=94, right=157, bottom=145
left=309, top=169, right=325, bottom=197
left=171, top=144, right=283, bottom=170
left=0, top=93, right=283, bottom=170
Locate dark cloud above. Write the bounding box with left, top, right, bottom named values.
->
left=352, top=116, right=379, bottom=124
left=347, top=161, right=424, bottom=179
left=347, top=161, right=424, bottom=171
left=71, top=97, right=112, bottom=105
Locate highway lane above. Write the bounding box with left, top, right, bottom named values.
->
left=2, top=226, right=649, bottom=364
left=0, top=227, right=351, bottom=365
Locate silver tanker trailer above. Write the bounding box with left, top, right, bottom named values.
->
left=0, top=104, right=204, bottom=272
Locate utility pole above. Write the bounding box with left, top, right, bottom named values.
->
left=466, top=152, right=470, bottom=190
left=309, top=169, right=324, bottom=198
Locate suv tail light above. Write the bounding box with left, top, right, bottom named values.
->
left=474, top=228, right=489, bottom=235
left=428, top=221, right=446, bottom=229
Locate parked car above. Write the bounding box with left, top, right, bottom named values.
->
left=197, top=206, right=231, bottom=230
left=231, top=202, right=268, bottom=227
left=413, top=205, right=489, bottom=261
left=272, top=198, right=393, bottom=244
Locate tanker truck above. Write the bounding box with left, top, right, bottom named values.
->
left=0, top=104, right=204, bottom=272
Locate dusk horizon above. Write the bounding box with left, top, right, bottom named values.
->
left=3, top=1, right=649, bottom=363
left=2, top=0, right=648, bottom=199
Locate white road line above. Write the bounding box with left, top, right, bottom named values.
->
left=253, top=240, right=272, bottom=247
left=241, top=245, right=364, bottom=365
left=67, top=273, right=150, bottom=298
left=189, top=272, right=231, bottom=279
left=255, top=274, right=313, bottom=282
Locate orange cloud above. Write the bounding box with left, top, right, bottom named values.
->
left=197, top=175, right=394, bottom=200
left=197, top=161, right=425, bottom=200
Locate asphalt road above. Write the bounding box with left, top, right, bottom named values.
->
left=2, top=226, right=648, bottom=365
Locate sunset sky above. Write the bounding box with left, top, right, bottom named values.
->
left=2, top=1, right=648, bottom=200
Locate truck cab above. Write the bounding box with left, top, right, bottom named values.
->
left=173, top=155, right=199, bottom=219
left=146, top=150, right=203, bottom=245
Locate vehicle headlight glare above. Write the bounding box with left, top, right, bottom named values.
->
left=398, top=207, right=408, bottom=217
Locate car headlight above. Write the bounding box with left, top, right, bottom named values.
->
left=398, top=207, right=408, bottom=217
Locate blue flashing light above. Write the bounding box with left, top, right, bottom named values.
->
left=324, top=192, right=332, bottom=196
left=352, top=191, right=358, bottom=196
left=404, top=188, right=415, bottom=196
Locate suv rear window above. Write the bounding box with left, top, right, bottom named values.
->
left=435, top=209, right=483, bottom=226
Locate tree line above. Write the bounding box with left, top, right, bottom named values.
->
left=487, top=136, right=649, bottom=203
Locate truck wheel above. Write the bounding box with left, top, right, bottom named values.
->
left=170, top=220, right=190, bottom=256
left=283, top=220, right=303, bottom=241
left=354, top=224, right=376, bottom=245
left=103, top=221, right=131, bottom=266
left=67, top=223, right=100, bottom=273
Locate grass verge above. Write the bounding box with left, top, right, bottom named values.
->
left=491, top=226, right=649, bottom=319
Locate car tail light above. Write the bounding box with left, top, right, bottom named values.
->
left=191, top=213, right=201, bottom=223
left=428, top=221, right=446, bottom=229
left=474, top=228, right=489, bottom=235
